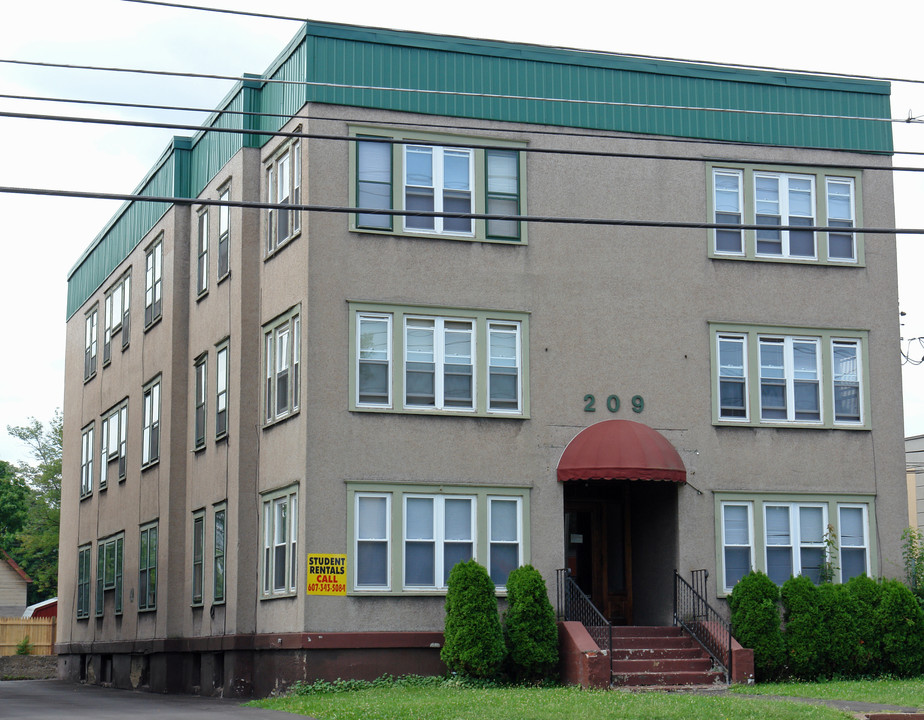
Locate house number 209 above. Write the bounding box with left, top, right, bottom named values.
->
left=583, top=394, right=644, bottom=414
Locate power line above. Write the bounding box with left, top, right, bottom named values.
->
left=0, top=184, right=918, bottom=235
left=0, top=56, right=911, bottom=126
left=6, top=90, right=924, bottom=158
left=3, top=108, right=921, bottom=174
left=122, top=0, right=924, bottom=89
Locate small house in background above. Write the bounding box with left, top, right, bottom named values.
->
left=0, top=550, right=31, bottom=617
left=23, top=598, right=58, bottom=619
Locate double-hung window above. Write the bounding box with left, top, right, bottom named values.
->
left=838, top=504, right=869, bottom=581
left=191, top=511, right=204, bottom=606
left=710, top=166, right=860, bottom=264
left=104, top=273, right=130, bottom=364
left=721, top=502, right=753, bottom=591
left=139, top=522, right=158, bottom=611
left=194, top=355, right=207, bottom=450
left=353, top=129, right=524, bottom=242
left=80, top=423, right=94, bottom=498
left=351, top=484, right=528, bottom=593
left=266, top=139, right=301, bottom=254
left=95, top=534, right=123, bottom=617
left=84, top=305, right=98, bottom=381
left=142, top=378, right=161, bottom=467
left=215, top=343, right=229, bottom=439
left=261, top=486, right=298, bottom=597
left=196, top=208, right=209, bottom=296
left=263, top=309, right=300, bottom=423
left=764, top=504, right=827, bottom=585
left=213, top=504, right=226, bottom=604
left=100, top=402, right=127, bottom=487
left=145, top=238, right=163, bottom=328
left=218, top=186, right=230, bottom=279
left=352, top=303, right=528, bottom=417
left=711, top=324, right=866, bottom=428
left=76, top=544, right=91, bottom=620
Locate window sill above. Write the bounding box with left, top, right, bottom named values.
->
left=83, top=372, right=97, bottom=385
left=264, top=232, right=300, bottom=262
left=141, top=459, right=160, bottom=472
left=262, top=409, right=301, bottom=430
left=351, top=406, right=528, bottom=420
left=196, top=289, right=209, bottom=303
left=709, top=253, right=862, bottom=267
left=144, top=315, right=163, bottom=333
left=217, top=272, right=231, bottom=286
left=260, top=592, right=298, bottom=601
left=714, top=419, right=868, bottom=431
left=352, top=226, right=524, bottom=246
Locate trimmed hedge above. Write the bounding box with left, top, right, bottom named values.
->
left=441, top=560, right=506, bottom=679
left=877, top=579, right=924, bottom=677
left=728, top=571, right=784, bottom=680
left=502, top=565, right=559, bottom=682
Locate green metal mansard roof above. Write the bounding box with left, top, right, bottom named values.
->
left=66, top=20, right=893, bottom=318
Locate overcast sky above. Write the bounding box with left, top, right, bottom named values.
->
left=1, top=0, right=923, bottom=463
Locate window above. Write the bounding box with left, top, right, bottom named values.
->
left=216, top=343, right=229, bottom=439
left=100, top=402, right=127, bottom=487
left=721, top=503, right=752, bottom=592
left=194, top=355, right=206, bottom=449
left=139, top=523, right=158, bottom=611
left=218, top=186, right=230, bottom=279
left=351, top=303, right=528, bottom=417
left=142, top=378, right=161, bottom=466
left=404, top=495, right=474, bottom=588
left=80, top=424, right=94, bottom=498
left=839, top=504, right=869, bottom=582
left=103, top=272, right=130, bottom=364
left=716, top=495, right=875, bottom=593
left=266, top=139, right=301, bottom=254
left=711, top=324, right=867, bottom=428
left=352, top=129, right=524, bottom=242
left=263, top=309, right=300, bottom=423
left=350, top=483, right=529, bottom=594
left=84, top=305, right=98, bottom=380
left=214, top=504, right=226, bottom=604
left=144, top=238, right=163, bottom=327
left=192, top=511, right=204, bottom=606
left=196, top=208, right=209, bottom=296
left=95, top=534, right=123, bottom=617
left=710, top=166, right=861, bottom=264
left=76, top=544, right=91, bottom=620
left=261, top=486, right=298, bottom=597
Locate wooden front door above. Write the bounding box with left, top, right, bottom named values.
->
left=564, top=490, right=632, bottom=624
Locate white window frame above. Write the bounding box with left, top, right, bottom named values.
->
left=404, top=316, right=475, bottom=411
left=103, top=272, right=130, bottom=364
left=84, top=305, right=98, bottom=380
left=825, top=177, right=856, bottom=262
left=215, top=342, right=229, bottom=439
left=218, top=185, right=231, bottom=279
left=758, top=335, right=821, bottom=423
left=139, top=522, right=158, bottom=611
left=713, top=168, right=744, bottom=255
left=142, top=378, right=161, bottom=467
left=754, top=172, right=817, bottom=259
left=763, top=503, right=828, bottom=585
left=144, top=238, right=163, bottom=328
left=355, top=492, right=392, bottom=591
left=194, top=354, right=207, bottom=449
left=838, top=503, right=870, bottom=582
left=261, top=486, right=298, bottom=598
left=402, top=494, right=475, bottom=590
left=263, top=309, right=300, bottom=423
left=832, top=339, right=863, bottom=425
left=80, top=423, right=94, bottom=498
left=488, top=496, right=522, bottom=589
left=266, top=139, right=301, bottom=254
left=356, top=313, right=393, bottom=408
left=100, top=401, right=127, bottom=487
left=717, top=333, right=748, bottom=421
left=403, top=145, right=474, bottom=236
left=196, top=207, right=209, bottom=297
left=721, top=501, right=754, bottom=592
left=487, top=321, right=522, bottom=413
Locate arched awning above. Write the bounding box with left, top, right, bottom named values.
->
left=557, top=419, right=686, bottom=483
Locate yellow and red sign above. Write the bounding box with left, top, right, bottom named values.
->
left=306, top=554, right=347, bottom=595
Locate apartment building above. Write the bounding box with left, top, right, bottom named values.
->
left=57, top=21, right=906, bottom=696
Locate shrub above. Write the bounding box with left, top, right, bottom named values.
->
left=846, top=574, right=882, bottom=674
left=502, top=565, right=559, bottom=683
left=876, top=579, right=924, bottom=677
left=815, top=582, right=862, bottom=677
left=15, top=635, right=33, bottom=655
left=441, top=559, right=506, bottom=679
left=728, top=571, right=784, bottom=681
left=781, top=575, right=823, bottom=679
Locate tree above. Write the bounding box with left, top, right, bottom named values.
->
left=441, top=559, right=506, bottom=679
left=502, top=565, right=559, bottom=683
left=0, top=460, right=29, bottom=553
left=6, top=410, right=62, bottom=604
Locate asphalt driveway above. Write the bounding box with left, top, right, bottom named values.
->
left=0, top=680, right=298, bottom=719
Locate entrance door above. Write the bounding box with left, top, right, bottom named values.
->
left=564, top=490, right=632, bottom=624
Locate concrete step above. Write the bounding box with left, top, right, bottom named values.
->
left=612, top=657, right=714, bottom=674
left=611, top=646, right=706, bottom=661
left=612, top=636, right=696, bottom=650
left=611, top=626, right=684, bottom=638
left=612, top=669, right=725, bottom=686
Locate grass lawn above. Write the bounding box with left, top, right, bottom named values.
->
left=248, top=681, right=857, bottom=720
left=730, top=677, right=924, bottom=708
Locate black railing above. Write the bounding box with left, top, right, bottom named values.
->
left=673, top=569, right=731, bottom=683
left=556, top=568, right=612, bottom=672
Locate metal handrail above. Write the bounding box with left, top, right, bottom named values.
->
left=556, top=568, right=612, bottom=673
left=673, top=569, right=731, bottom=683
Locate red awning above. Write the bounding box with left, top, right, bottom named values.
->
left=557, top=419, right=686, bottom=483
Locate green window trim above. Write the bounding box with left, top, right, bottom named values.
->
left=714, top=492, right=878, bottom=596
left=707, top=163, right=864, bottom=266
left=349, top=125, right=527, bottom=244
left=139, top=522, right=158, bottom=612
left=346, top=481, right=531, bottom=596
left=191, top=510, right=205, bottom=606
left=349, top=301, right=529, bottom=418
left=95, top=534, right=124, bottom=617
left=709, top=322, right=870, bottom=430
left=213, top=503, right=226, bottom=604
left=76, top=545, right=92, bottom=620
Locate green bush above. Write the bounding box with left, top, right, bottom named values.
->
left=781, top=575, right=823, bottom=679
left=441, top=559, right=506, bottom=679
left=15, top=635, right=33, bottom=656
left=815, top=583, right=862, bottom=677
left=846, top=574, right=882, bottom=674
left=502, top=565, right=559, bottom=683
left=728, top=571, right=784, bottom=681
left=876, top=579, right=924, bottom=677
